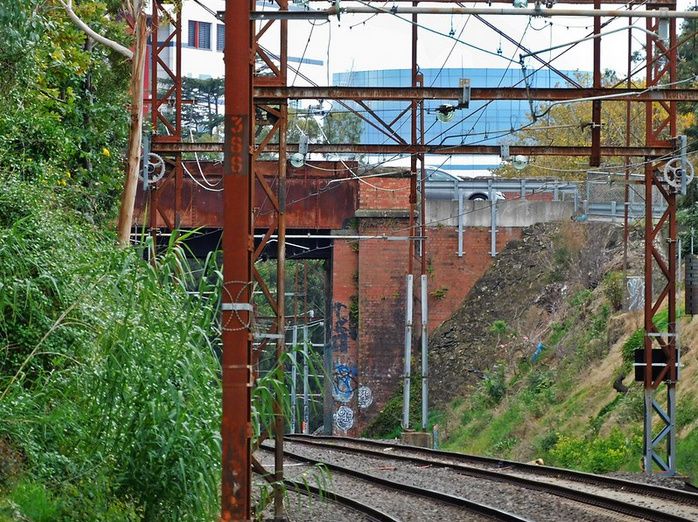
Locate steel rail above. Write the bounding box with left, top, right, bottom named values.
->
left=258, top=444, right=529, bottom=521
left=285, top=435, right=698, bottom=521
left=281, top=478, right=400, bottom=522
left=289, top=434, right=698, bottom=505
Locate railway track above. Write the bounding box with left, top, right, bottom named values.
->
left=258, top=444, right=528, bottom=521
left=281, top=477, right=400, bottom=522
left=278, top=434, right=698, bottom=521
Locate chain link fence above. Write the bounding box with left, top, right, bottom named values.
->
left=583, top=171, right=668, bottom=222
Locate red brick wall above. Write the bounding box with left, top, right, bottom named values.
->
left=329, top=177, right=529, bottom=434
left=425, top=227, right=522, bottom=331
left=358, top=178, right=411, bottom=210
left=329, top=238, right=360, bottom=435
left=355, top=218, right=410, bottom=430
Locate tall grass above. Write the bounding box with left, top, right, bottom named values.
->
left=0, top=180, right=222, bottom=519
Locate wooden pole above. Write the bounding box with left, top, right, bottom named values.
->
left=117, top=9, right=147, bottom=246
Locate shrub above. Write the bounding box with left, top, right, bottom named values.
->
left=603, top=271, right=625, bottom=311
left=622, top=329, right=644, bottom=369
left=549, top=428, right=637, bottom=473
left=483, top=366, right=507, bottom=405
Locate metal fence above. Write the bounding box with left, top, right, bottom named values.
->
left=584, top=171, right=668, bottom=222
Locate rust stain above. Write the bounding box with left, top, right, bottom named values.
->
left=135, top=160, right=359, bottom=230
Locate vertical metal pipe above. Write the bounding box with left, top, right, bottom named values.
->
left=403, top=274, right=414, bottom=429
left=403, top=3, right=418, bottom=434
left=408, top=6, right=418, bottom=276
left=458, top=190, right=463, bottom=257
left=668, top=190, right=677, bottom=381
left=221, top=0, right=252, bottom=517
left=303, top=321, right=310, bottom=434
left=678, top=239, right=682, bottom=292
left=489, top=180, right=497, bottom=257
left=644, top=389, right=653, bottom=473
left=420, top=274, right=428, bottom=430
left=290, top=324, right=298, bottom=434
left=644, top=164, right=654, bottom=389
left=272, top=6, right=289, bottom=514
left=323, top=259, right=333, bottom=435
left=173, top=4, right=183, bottom=229
left=643, top=162, right=654, bottom=474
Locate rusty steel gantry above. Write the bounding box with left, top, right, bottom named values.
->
left=141, top=0, right=698, bottom=519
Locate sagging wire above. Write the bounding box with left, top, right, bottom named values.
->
left=351, top=0, right=520, bottom=64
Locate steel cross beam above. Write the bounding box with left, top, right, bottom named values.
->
left=305, top=0, right=673, bottom=3
left=253, top=86, right=698, bottom=102
left=151, top=142, right=677, bottom=156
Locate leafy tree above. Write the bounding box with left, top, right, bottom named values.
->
left=493, top=72, right=647, bottom=181
left=677, top=11, right=698, bottom=210
left=167, top=76, right=225, bottom=138
left=58, top=0, right=149, bottom=245
left=0, top=1, right=130, bottom=221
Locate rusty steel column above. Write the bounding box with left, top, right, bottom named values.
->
left=149, top=0, right=183, bottom=233
left=642, top=3, right=678, bottom=475
left=591, top=0, right=601, bottom=167
left=419, top=78, right=428, bottom=431
left=273, top=93, right=288, bottom=522
left=221, top=0, right=253, bottom=519
left=624, top=15, right=632, bottom=272
left=403, top=2, right=419, bottom=431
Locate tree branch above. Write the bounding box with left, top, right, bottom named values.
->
left=59, top=0, right=133, bottom=59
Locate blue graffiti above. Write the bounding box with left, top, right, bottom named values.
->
left=332, top=363, right=357, bottom=403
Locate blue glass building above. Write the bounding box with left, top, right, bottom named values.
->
left=333, top=68, right=583, bottom=157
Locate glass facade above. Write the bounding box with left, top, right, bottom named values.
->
left=333, top=68, right=583, bottom=147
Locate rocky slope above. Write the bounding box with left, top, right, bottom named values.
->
left=429, top=221, right=629, bottom=406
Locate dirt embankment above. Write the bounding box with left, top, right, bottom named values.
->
left=429, top=221, right=632, bottom=406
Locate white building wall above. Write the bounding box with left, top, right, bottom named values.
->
left=180, top=0, right=226, bottom=79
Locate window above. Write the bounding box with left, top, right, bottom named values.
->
left=217, top=24, right=225, bottom=52
left=188, top=20, right=211, bottom=49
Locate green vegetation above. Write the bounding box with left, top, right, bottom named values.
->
left=0, top=180, right=317, bottom=519
left=439, top=281, right=640, bottom=467
left=549, top=429, right=640, bottom=474
left=0, top=1, right=129, bottom=223
left=0, top=180, right=222, bottom=519
left=432, top=287, right=449, bottom=300
left=602, top=271, right=625, bottom=311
